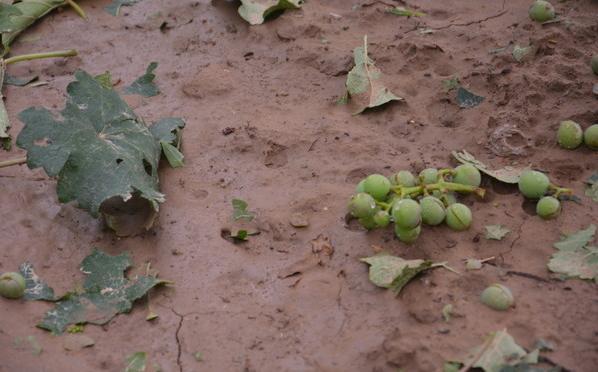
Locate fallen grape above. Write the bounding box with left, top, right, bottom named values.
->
left=419, top=168, right=438, bottom=185
left=445, top=203, right=472, bottom=231
left=392, top=170, right=417, bottom=187
left=392, top=199, right=422, bottom=229
left=518, top=170, right=549, bottom=199
left=359, top=216, right=378, bottom=230
left=420, top=196, right=446, bottom=226
left=355, top=179, right=366, bottom=193
left=584, top=124, right=598, bottom=150
left=349, top=193, right=377, bottom=218
left=557, top=120, right=583, bottom=150
left=528, top=0, right=555, bottom=22
left=480, top=284, right=514, bottom=311
left=363, top=174, right=391, bottom=200
left=394, top=224, right=421, bottom=244
left=452, top=164, right=482, bottom=187
left=0, top=272, right=26, bottom=299
left=536, top=196, right=561, bottom=219
left=373, top=210, right=391, bottom=227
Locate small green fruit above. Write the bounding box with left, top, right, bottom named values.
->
left=518, top=170, right=550, bottom=199
left=0, top=272, right=26, bottom=299
left=348, top=193, right=377, bottom=218
left=419, top=168, right=438, bottom=185
left=536, top=196, right=561, bottom=219
left=373, top=210, right=391, bottom=227
left=394, top=224, right=421, bottom=244
left=355, top=179, right=366, bottom=193
left=480, top=284, right=514, bottom=311
left=420, top=196, right=446, bottom=226
left=359, top=216, right=378, bottom=230
left=592, top=55, right=598, bottom=76
left=392, top=170, right=417, bottom=187
left=583, top=124, right=598, bottom=150
left=363, top=174, right=391, bottom=201
left=445, top=203, right=472, bottom=231
left=557, top=120, right=583, bottom=149
left=529, top=0, right=555, bottom=23
left=452, top=164, right=482, bottom=187
left=392, top=199, right=422, bottom=229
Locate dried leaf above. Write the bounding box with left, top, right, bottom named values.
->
left=452, top=149, right=529, bottom=184
left=238, top=0, right=303, bottom=25
left=387, top=7, right=425, bottom=17
left=548, top=224, right=597, bottom=282
left=124, top=351, right=147, bottom=372
left=512, top=45, right=536, bottom=63
left=232, top=199, right=255, bottom=221
left=345, top=36, right=402, bottom=114
left=485, top=225, right=511, bottom=240
left=124, top=62, right=159, bottom=97
left=457, top=87, right=484, bottom=108
left=19, top=262, right=55, bottom=301
left=360, top=253, right=432, bottom=294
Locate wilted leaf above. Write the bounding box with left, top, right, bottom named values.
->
left=548, top=224, right=597, bottom=282
left=105, top=0, right=143, bottom=16
left=124, top=62, right=159, bottom=97
left=387, top=7, right=425, bottom=17
left=232, top=199, right=255, bottom=221
left=457, top=87, right=484, bottom=108
left=512, top=45, right=535, bottom=63
left=442, top=76, right=460, bottom=92
left=3, top=73, right=38, bottom=86
left=94, top=71, right=113, bottom=89
left=238, top=0, right=303, bottom=25
left=19, top=262, right=55, bottom=301
left=125, top=351, right=147, bottom=372
left=38, top=249, right=168, bottom=334
left=485, top=225, right=510, bottom=240
left=360, top=253, right=432, bottom=294
left=344, top=36, right=402, bottom=114
left=585, top=172, right=598, bottom=202
left=452, top=149, right=529, bottom=184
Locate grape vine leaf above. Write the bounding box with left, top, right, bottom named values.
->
left=452, top=150, right=529, bottom=184
left=0, top=4, right=21, bottom=33
left=38, top=249, right=168, bottom=334
left=360, top=253, right=432, bottom=294
left=548, top=224, right=597, bottom=283
left=16, top=70, right=183, bottom=234
left=149, top=117, right=185, bottom=168
left=94, top=71, right=113, bottom=89
left=232, top=198, right=255, bottom=221
left=485, top=225, right=510, bottom=240
left=387, top=7, right=425, bottom=17
left=457, top=87, right=484, bottom=108
left=452, top=329, right=540, bottom=372
left=238, top=0, right=303, bottom=25
left=124, top=62, right=159, bottom=97
left=585, top=172, right=598, bottom=202
left=19, top=262, right=56, bottom=301
left=124, top=351, right=147, bottom=372
left=344, top=35, right=402, bottom=114
left=105, top=0, right=143, bottom=16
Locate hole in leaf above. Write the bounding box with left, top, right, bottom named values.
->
left=116, top=158, right=123, bottom=165
left=100, top=193, right=157, bottom=237
left=143, top=159, right=152, bottom=176
left=34, top=138, right=51, bottom=147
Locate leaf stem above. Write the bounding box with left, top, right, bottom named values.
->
left=0, top=156, right=26, bottom=168
left=4, top=50, right=78, bottom=65
left=431, top=261, right=461, bottom=275
left=66, top=0, right=87, bottom=19
left=391, top=181, right=486, bottom=199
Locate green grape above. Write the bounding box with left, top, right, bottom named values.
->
left=392, top=199, right=422, bottom=229
left=363, top=174, right=391, bottom=201
left=392, top=170, right=416, bottom=187
left=0, top=272, right=26, bottom=299
left=348, top=193, right=376, bottom=218
left=557, top=120, right=583, bottom=150
left=536, top=196, right=561, bottom=219
left=583, top=124, right=598, bottom=150
left=373, top=210, right=391, bottom=227
left=445, top=203, right=472, bottom=231
left=441, top=192, right=458, bottom=206
left=394, top=224, right=421, bottom=244
left=480, top=284, right=514, bottom=311
left=528, top=0, right=555, bottom=22
left=359, top=216, right=378, bottom=230
left=591, top=54, right=598, bottom=75
left=420, top=196, right=446, bottom=225
left=355, top=179, right=366, bottom=193
left=518, top=170, right=550, bottom=199
left=452, top=164, right=481, bottom=187
left=419, top=168, right=438, bottom=185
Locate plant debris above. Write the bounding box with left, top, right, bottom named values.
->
left=232, top=198, right=255, bottom=221
left=105, top=0, right=144, bottom=16
left=548, top=224, right=597, bottom=282
left=456, top=87, right=484, bottom=108
left=585, top=172, right=598, bottom=202
left=452, top=150, right=529, bottom=184
left=124, top=351, right=147, bottom=372
left=124, top=62, right=159, bottom=97
left=19, top=262, right=55, bottom=301
left=387, top=6, right=425, bottom=17
left=360, top=253, right=433, bottom=294
left=485, top=225, right=511, bottom=240
left=238, top=0, right=303, bottom=25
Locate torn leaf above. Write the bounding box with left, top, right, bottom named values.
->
left=345, top=36, right=402, bottom=114
left=124, top=351, right=147, bottom=372
left=512, top=44, right=535, bottom=63
left=548, top=224, right=597, bottom=282
left=38, top=249, right=168, bottom=334
left=149, top=117, right=185, bottom=168
left=360, top=253, right=432, bottom=294
left=457, top=87, right=484, bottom=108
left=232, top=199, right=255, bottom=221
left=452, top=150, right=529, bottom=184
left=105, top=0, right=143, bottom=16
left=238, top=0, right=303, bottom=25
left=442, top=76, right=460, bottom=92
left=124, top=62, right=159, bottom=97
left=485, top=225, right=510, bottom=240
left=94, top=71, right=113, bottom=89
left=19, top=262, right=55, bottom=301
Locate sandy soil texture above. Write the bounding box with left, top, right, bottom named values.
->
left=1, top=0, right=597, bottom=371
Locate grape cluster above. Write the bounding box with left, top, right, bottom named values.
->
left=517, top=170, right=572, bottom=219
left=348, top=164, right=485, bottom=244
left=557, top=121, right=598, bottom=150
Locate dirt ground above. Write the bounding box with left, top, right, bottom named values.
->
left=1, top=0, right=597, bottom=371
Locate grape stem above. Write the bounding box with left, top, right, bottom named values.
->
left=375, top=201, right=392, bottom=211
left=4, top=50, right=78, bottom=65
left=548, top=184, right=573, bottom=198
left=431, top=262, right=461, bottom=275
left=391, top=181, right=485, bottom=199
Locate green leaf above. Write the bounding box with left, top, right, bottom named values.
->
left=232, top=198, right=255, bottom=221
left=3, top=73, right=38, bottom=86
left=345, top=36, right=402, bottom=114
left=457, top=87, right=484, bottom=108
left=94, top=71, right=113, bottom=89
left=19, top=262, right=56, bottom=301
left=442, top=76, right=460, bottom=92
left=238, top=0, right=303, bottom=25
left=360, top=253, right=432, bottom=294
left=149, top=117, right=185, bottom=168
left=585, top=172, right=598, bottom=202
left=124, top=62, right=159, bottom=97
left=452, top=150, right=529, bottom=184
left=230, top=228, right=259, bottom=241
left=160, top=142, right=184, bottom=168
left=124, top=351, right=147, bottom=372
left=485, top=225, right=511, bottom=240
left=387, top=6, right=425, bottom=17
left=16, top=70, right=165, bottom=223
left=460, top=329, right=536, bottom=372
left=548, top=224, right=597, bottom=282
left=105, top=0, right=143, bottom=16
left=443, top=362, right=462, bottom=372
left=0, top=4, right=22, bottom=33
left=38, top=249, right=167, bottom=334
